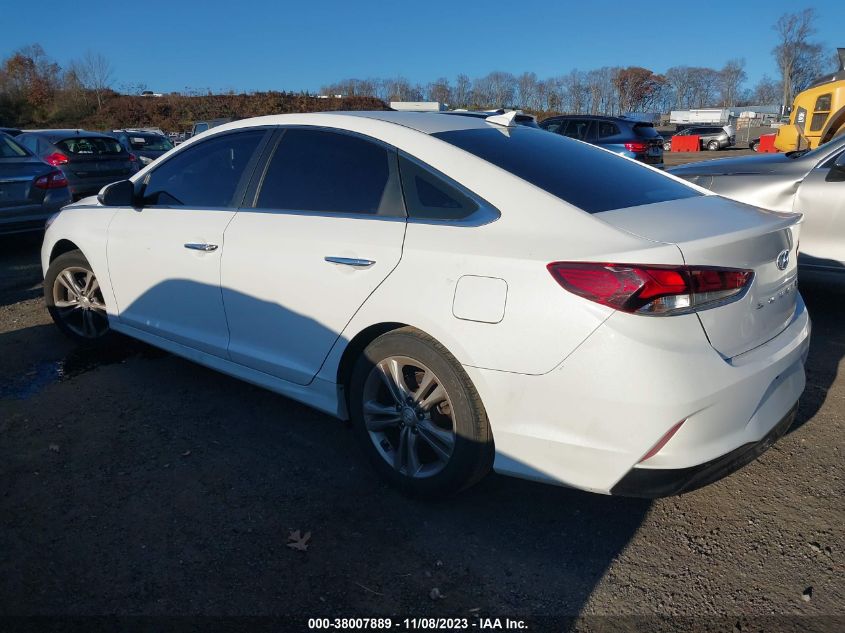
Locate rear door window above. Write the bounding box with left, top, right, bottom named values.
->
left=432, top=127, right=700, bottom=213
left=562, top=120, right=595, bottom=141
left=255, top=128, right=403, bottom=216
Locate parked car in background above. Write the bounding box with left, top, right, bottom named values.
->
left=664, top=126, right=735, bottom=151
left=42, top=111, right=809, bottom=498
left=0, top=132, right=71, bottom=235
left=107, top=129, right=175, bottom=168
left=15, top=130, right=135, bottom=200
left=539, top=115, right=664, bottom=168
left=669, top=133, right=845, bottom=271
left=0, top=127, right=22, bottom=137
left=190, top=118, right=233, bottom=138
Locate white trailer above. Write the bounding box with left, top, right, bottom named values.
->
left=670, top=108, right=731, bottom=124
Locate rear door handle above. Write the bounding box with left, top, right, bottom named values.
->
left=324, top=256, right=376, bottom=268
left=184, top=242, right=218, bottom=252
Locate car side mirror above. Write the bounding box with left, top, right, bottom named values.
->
left=98, top=179, right=137, bottom=206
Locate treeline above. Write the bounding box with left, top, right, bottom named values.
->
left=0, top=44, right=385, bottom=130
left=323, top=8, right=837, bottom=115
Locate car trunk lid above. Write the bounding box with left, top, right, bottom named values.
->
left=597, top=195, right=801, bottom=358
left=0, top=159, right=47, bottom=207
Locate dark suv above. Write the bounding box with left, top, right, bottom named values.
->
left=664, top=126, right=735, bottom=151
left=539, top=115, right=664, bottom=168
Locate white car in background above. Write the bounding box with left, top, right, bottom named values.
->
left=41, top=111, right=810, bottom=497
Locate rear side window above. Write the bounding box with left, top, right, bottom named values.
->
left=143, top=130, right=264, bottom=207
left=562, top=120, right=596, bottom=141
left=56, top=137, right=124, bottom=155
left=597, top=121, right=620, bottom=138
left=128, top=135, right=174, bottom=151
left=399, top=155, right=479, bottom=221
left=256, top=128, right=402, bottom=215
left=541, top=120, right=564, bottom=133
left=0, top=134, right=28, bottom=157
left=432, top=127, right=699, bottom=214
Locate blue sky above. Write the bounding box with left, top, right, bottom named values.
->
left=3, top=0, right=843, bottom=94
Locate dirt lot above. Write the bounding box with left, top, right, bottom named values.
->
left=1, top=154, right=843, bottom=630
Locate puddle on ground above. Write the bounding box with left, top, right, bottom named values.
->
left=1, top=341, right=167, bottom=400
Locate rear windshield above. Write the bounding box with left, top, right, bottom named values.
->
left=633, top=122, right=661, bottom=138
left=432, top=127, right=699, bottom=213
left=56, top=137, right=124, bottom=156
left=127, top=134, right=173, bottom=151
left=0, top=134, right=29, bottom=158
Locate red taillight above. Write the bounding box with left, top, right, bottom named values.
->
left=34, top=170, right=69, bottom=190
left=129, top=153, right=137, bottom=162
left=624, top=141, right=649, bottom=153
left=45, top=152, right=68, bottom=166
left=547, top=262, right=753, bottom=315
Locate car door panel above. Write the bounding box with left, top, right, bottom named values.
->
left=106, top=128, right=268, bottom=357
left=794, top=157, right=845, bottom=267
left=221, top=127, right=407, bottom=385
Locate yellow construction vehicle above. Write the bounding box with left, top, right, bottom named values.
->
left=775, top=48, right=845, bottom=152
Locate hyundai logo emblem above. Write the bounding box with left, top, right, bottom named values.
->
left=776, top=249, right=790, bottom=270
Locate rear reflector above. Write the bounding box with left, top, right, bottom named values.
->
left=34, top=170, right=69, bottom=190
left=639, top=420, right=686, bottom=463
left=547, top=262, right=753, bottom=315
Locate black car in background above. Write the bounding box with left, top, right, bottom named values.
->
left=539, top=115, right=664, bottom=168
left=15, top=130, right=135, bottom=199
left=107, top=129, right=174, bottom=168
left=0, top=132, right=71, bottom=235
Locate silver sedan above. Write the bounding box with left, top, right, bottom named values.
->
left=670, top=136, right=845, bottom=272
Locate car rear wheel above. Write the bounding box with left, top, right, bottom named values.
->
left=707, top=140, right=720, bottom=151
left=663, top=141, right=672, bottom=152
left=349, top=327, right=493, bottom=497
left=45, top=249, right=112, bottom=345
left=750, top=140, right=760, bottom=152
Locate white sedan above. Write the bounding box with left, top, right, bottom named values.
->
left=41, top=111, right=811, bottom=497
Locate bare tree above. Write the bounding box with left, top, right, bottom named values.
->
left=73, top=51, right=113, bottom=108
left=516, top=71, right=539, bottom=110
left=427, top=77, right=451, bottom=104
left=751, top=75, right=782, bottom=104
left=718, top=59, right=747, bottom=107
left=452, top=74, right=472, bottom=108
left=772, top=8, right=818, bottom=109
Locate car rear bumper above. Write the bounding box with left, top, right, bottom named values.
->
left=0, top=189, right=71, bottom=234
left=464, top=294, right=811, bottom=495
left=610, top=401, right=797, bottom=497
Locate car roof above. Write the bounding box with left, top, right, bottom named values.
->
left=19, top=129, right=117, bottom=141
left=542, top=114, right=639, bottom=123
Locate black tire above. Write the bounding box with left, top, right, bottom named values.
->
left=44, top=249, right=114, bottom=346
left=707, top=140, right=720, bottom=151
left=349, top=327, right=494, bottom=497
left=750, top=140, right=760, bottom=152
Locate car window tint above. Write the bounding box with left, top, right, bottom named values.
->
left=563, top=120, right=594, bottom=141
left=0, top=134, right=29, bottom=157
left=143, top=130, right=263, bottom=207
left=399, top=155, right=479, bottom=221
left=17, top=135, right=38, bottom=153
left=256, top=129, right=400, bottom=215
left=542, top=120, right=564, bottom=133
left=433, top=127, right=700, bottom=214
left=598, top=121, right=620, bottom=138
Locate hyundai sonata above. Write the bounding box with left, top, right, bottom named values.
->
left=41, top=111, right=810, bottom=497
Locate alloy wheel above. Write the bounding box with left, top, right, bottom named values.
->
left=361, top=356, right=457, bottom=479
left=51, top=266, right=109, bottom=339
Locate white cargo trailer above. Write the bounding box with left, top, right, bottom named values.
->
left=670, top=108, right=731, bottom=124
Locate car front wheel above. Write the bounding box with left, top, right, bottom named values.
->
left=45, top=249, right=112, bottom=345
left=349, top=327, right=493, bottom=497
left=707, top=140, right=720, bottom=151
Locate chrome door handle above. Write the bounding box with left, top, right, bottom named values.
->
left=324, top=256, right=376, bottom=268
left=184, top=242, right=218, bottom=252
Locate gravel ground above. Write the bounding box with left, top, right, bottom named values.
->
left=0, top=164, right=843, bottom=630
